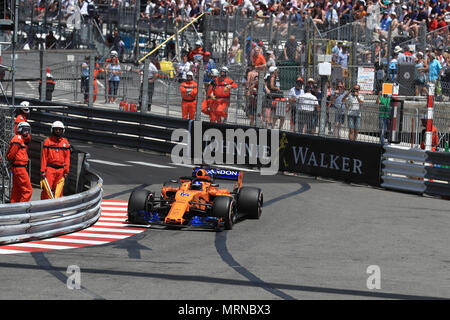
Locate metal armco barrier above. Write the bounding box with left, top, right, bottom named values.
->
left=0, top=161, right=103, bottom=245
left=381, top=145, right=450, bottom=197
left=3, top=96, right=190, bottom=155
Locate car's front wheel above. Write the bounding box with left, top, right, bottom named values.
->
left=127, top=189, right=153, bottom=224
left=211, top=196, right=235, bottom=231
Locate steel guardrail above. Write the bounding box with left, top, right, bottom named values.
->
left=0, top=170, right=103, bottom=245
left=381, top=145, right=450, bottom=197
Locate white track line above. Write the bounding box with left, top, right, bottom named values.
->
left=88, top=159, right=131, bottom=166
left=127, top=161, right=175, bottom=168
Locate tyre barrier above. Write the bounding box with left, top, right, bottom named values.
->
left=0, top=148, right=103, bottom=245
left=381, top=145, right=450, bottom=197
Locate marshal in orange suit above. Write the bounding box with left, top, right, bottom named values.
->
left=40, top=121, right=71, bottom=200
left=179, top=71, right=198, bottom=120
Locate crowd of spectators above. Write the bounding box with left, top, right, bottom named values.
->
left=12, top=0, right=450, bottom=139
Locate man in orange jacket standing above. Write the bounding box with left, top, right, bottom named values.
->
left=14, top=101, right=30, bottom=135
left=40, top=121, right=71, bottom=200
left=420, top=114, right=439, bottom=151
left=179, top=71, right=198, bottom=120
left=7, top=122, right=32, bottom=203
left=202, top=69, right=220, bottom=122
left=211, top=66, right=237, bottom=123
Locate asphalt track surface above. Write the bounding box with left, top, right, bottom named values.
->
left=0, top=140, right=449, bottom=301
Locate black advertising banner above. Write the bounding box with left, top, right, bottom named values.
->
left=188, top=121, right=382, bottom=186
left=278, top=131, right=382, bottom=186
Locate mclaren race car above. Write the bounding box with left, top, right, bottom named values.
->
left=126, top=167, right=263, bottom=231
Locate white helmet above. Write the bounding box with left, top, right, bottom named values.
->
left=111, top=50, right=118, bottom=57
left=17, top=121, right=31, bottom=134
left=220, top=66, right=229, bottom=73
left=51, top=121, right=65, bottom=133
left=20, top=101, right=30, bottom=113
left=195, top=40, right=202, bottom=47
left=211, top=69, right=219, bottom=77
left=186, top=71, right=194, bottom=78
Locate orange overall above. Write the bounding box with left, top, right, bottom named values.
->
left=7, top=134, right=32, bottom=203
left=202, top=84, right=218, bottom=122
left=211, top=76, right=237, bottom=123
left=420, top=125, right=439, bottom=151
left=188, top=48, right=204, bottom=61
left=180, top=80, right=198, bottom=120
left=40, top=136, right=71, bottom=200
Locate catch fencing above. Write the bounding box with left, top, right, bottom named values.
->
left=4, top=50, right=450, bottom=150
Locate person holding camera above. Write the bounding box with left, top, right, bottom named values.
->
left=342, top=84, right=364, bottom=141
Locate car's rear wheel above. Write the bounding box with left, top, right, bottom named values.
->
left=211, top=196, right=235, bottom=231
left=127, top=189, right=153, bottom=224
left=237, top=187, right=263, bottom=219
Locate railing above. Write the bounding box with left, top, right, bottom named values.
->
left=381, top=145, right=450, bottom=197
left=0, top=150, right=103, bottom=245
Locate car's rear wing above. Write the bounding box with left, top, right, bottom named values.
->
left=193, top=167, right=243, bottom=189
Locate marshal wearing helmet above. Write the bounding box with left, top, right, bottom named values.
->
left=7, top=121, right=32, bottom=203
left=14, top=101, right=31, bottom=135
left=40, top=121, right=71, bottom=199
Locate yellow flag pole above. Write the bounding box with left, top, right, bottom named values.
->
left=138, top=13, right=205, bottom=64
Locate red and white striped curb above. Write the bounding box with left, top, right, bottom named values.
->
left=0, top=200, right=146, bottom=254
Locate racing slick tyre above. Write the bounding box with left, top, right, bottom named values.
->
left=236, top=187, right=263, bottom=219
left=127, top=189, right=154, bottom=224
left=211, top=196, right=235, bottom=231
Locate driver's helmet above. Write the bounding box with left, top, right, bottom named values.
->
left=191, top=180, right=203, bottom=190
left=195, top=168, right=209, bottom=178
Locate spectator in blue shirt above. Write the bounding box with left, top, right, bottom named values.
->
left=430, top=0, right=442, bottom=16
left=202, top=51, right=216, bottom=84
left=428, top=52, right=442, bottom=82
left=379, top=11, right=392, bottom=31
left=388, top=51, right=400, bottom=82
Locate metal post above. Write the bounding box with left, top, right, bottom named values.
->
left=255, top=70, right=265, bottom=128
left=425, top=83, right=435, bottom=151
left=419, top=21, right=426, bottom=53
left=88, top=51, right=95, bottom=107
left=175, top=24, right=181, bottom=62
left=387, top=24, right=392, bottom=64
left=134, top=0, right=141, bottom=61
left=40, top=50, right=47, bottom=102
left=195, top=60, right=204, bottom=121
left=305, top=18, right=310, bottom=79
left=165, top=78, right=170, bottom=116
left=11, top=0, right=18, bottom=108
left=141, top=59, right=149, bottom=113
left=319, top=75, right=328, bottom=136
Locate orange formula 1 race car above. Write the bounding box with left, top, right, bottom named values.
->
left=127, top=167, right=263, bottom=231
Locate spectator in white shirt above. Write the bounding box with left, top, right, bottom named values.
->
left=296, top=85, right=319, bottom=134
